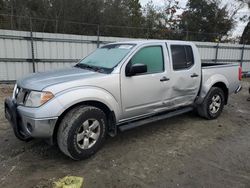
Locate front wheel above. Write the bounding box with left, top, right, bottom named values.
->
left=197, top=87, right=225, bottom=120
left=57, top=105, right=107, bottom=160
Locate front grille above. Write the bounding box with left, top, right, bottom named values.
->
left=14, top=87, right=29, bottom=105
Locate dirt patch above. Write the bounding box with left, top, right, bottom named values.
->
left=0, top=79, right=250, bottom=188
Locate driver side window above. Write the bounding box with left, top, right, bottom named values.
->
left=131, top=46, right=164, bottom=74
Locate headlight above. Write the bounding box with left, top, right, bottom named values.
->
left=25, top=91, right=54, bottom=107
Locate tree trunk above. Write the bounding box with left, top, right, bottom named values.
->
left=240, top=21, right=250, bottom=44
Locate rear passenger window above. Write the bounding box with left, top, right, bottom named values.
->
left=171, top=45, right=194, bottom=70
left=131, top=46, right=164, bottom=74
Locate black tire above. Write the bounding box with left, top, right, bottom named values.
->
left=197, top=87, right=225, bottom=120
left=57, top=105, right=107, bottom=160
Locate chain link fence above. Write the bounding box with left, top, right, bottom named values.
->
left=0, top=14, right=250, bottom=82
left=0, top=14, right=242, bottom=42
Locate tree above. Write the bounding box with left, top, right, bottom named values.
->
left=101, top=0, right=129, bottom=36
left=125, top=0, right=143, bottom=26
left=179, top=0, right=234, bottom=42
left=100, top=0, right=145, bottom=37
left=142, top=0, right=182, bottom=39
left=0, top=0, right=245, bottom=41
left=124, top=0, right=144, bottom=37
left=239, top=0, right=250, bottom=44
left=157, top=0, right=181, bottom=39
left=0, top=0, right=5, bottom=12
left=160, top=0, right=180, bottom=30
left=241, top=22, right=250, bottom=44
left=143, top=0, right=162, bottom=38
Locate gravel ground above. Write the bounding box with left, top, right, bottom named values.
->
left=0, top=79, right=250, bottom=188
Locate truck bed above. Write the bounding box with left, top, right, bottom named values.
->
left=202, top=62, right=230, bottom=67
left=200, top=62, right=240, bottom=99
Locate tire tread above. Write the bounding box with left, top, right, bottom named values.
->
left=57, top=105, right=106, bottom=160
left=197, top=87, right=225, bottom=120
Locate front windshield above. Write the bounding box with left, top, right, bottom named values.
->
left=78, top=43, right=135, bottom=70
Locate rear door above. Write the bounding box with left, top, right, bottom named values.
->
left=165, top=43, right=201, bottom=107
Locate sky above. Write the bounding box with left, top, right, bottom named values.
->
left=139, top=0, right=250, bottom=38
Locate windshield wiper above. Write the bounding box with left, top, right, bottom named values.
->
left=75, top=64, right=104, bottom=73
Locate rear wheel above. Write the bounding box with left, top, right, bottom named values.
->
left=197, top=87, right=225, bottom=120
left=57, top=105, right=107, bottom=160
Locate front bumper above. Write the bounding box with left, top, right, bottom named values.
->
left=4, top=97, right=58, bottom=140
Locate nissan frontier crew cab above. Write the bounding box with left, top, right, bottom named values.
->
left=5, top=40, right=242, bottom=160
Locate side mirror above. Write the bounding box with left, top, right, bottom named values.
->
left=126, top=63, right=147, bottom=76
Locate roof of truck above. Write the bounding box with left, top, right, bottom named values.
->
left=110, top=40, right=195, bottom=45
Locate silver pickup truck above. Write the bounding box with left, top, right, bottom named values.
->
left=5, top=40, right=242, bottom=160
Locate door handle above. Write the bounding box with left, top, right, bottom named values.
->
left=160, top=76, right=170, bottom=82
left=190, top=73, right=199, bottom=78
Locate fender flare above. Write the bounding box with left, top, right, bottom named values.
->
left=54, top=86, right=121, bottom=121
left=196, top=74, right=229, bottom=104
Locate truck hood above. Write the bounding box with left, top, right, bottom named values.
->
left=17, top=67, right=104, bottom=91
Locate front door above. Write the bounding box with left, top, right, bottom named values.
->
left=120, top=44, right=167, bottom=121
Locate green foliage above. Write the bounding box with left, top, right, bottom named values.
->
left=179, top=0, right=234, bottom=42
left=241, top=21, right=250, bottom=44
left=142, top=0, right=161, bottom=38
left=0, top=0, right=241, bottom=42
left=239, top=0, right=250, bottom=44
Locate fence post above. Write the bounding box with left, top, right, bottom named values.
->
left=29, top=17, right=35, bottom=73
left=10, top=0, right=14, bottom=29
left=10, top=14, right=13, bottom=30
left=97, top=25, right=100, bottom=48
left=240, top=44, right=245, bottom=67
left=215, top=43, right=219, bottom=63
left=146, top=28, right=149, bottom=40
left=186, top=30, right=189, bottom=41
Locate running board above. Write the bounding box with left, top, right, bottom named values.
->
left=119, top=107, right=193, bottom=132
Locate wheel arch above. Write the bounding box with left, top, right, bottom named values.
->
left=196, top=73, right=229, bottom=105
left=52, top=100, right=117, bottom=144
left=212, top=82, right=229, bottom=104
